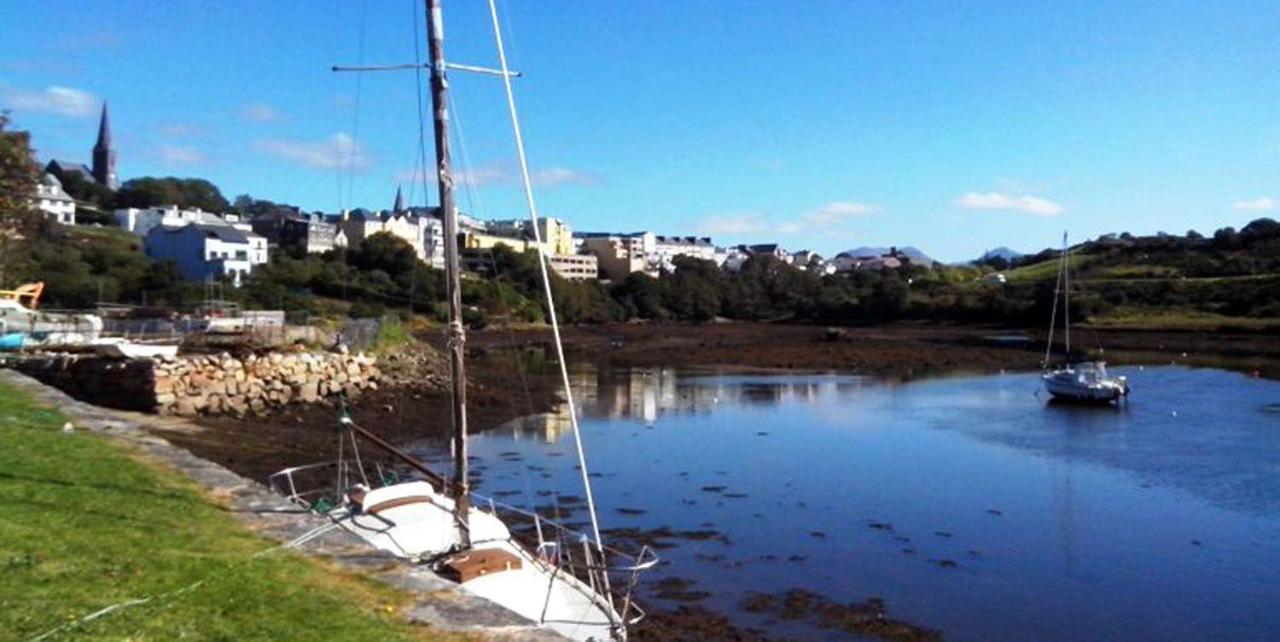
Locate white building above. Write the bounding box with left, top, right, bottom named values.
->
left=574, top=231, right=657, bottom=281
left=33, top=173, right=76, bottom=225
left=652, top=235, right=717, bottom=271
left=115, top=205, right=242, bottom=237
left=144, top=224, right=269, bottom=287
left=339, top=208, right=445, bottom=268
left=548, top=254, right=599, bottom=281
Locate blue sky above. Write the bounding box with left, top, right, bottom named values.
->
left=2, top=1, right=1277, bottom=261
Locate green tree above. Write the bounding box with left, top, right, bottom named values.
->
left=0, top=113, right=40, bottom=287
left=346, top=232, right=419, bottom=279
left=113, top=177, right=230, bottom=211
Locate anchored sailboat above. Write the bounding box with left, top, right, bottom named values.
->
left=1041, top=233, right=1129, bottom=403
left=270, top=2, right=654, bottom=640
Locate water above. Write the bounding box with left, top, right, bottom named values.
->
left=413, top=365, right=1280, bottom=641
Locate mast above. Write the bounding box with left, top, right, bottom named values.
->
left=425, top=0, right=470, bottom=548
left=1063, top=232, right=1071, bottom=358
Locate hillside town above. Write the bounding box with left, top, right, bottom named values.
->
left=31, top=103, right=935, bottom=290
left=5, top=4, right=1280, bottom=642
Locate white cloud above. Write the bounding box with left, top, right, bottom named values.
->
left=241, top=102, right=284, bottom=123
left=530, top=166, right=596, bottom=187
left=699, top=201, right=879, bottom=236
left=697, top=213, right=771, bottom=235
left=154, top=145, right=207, bottom=166
left=1232, top=197, right=1275, bottom=211
left=158, top=123, right=202, bottom=137
left=786, top=201, right=879, bottom=231
left=395, top=162, right=596, bottom=188
left=2, top=85, right=97, bottom=117
left=254, top=133, right=371, bottom=171
left=955, top=191, right=1064, bottom=216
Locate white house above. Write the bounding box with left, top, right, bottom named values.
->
left=115, top=205, right=238, bottom=237
left=574, top=231, right=657, bottom=281
left=652, top=235, right=717, bottom=271
left=339, top=208, right=445, bottom=268
left=145, top=224, right=269, bottom=287
left=33, top=173, right=76, bottom=225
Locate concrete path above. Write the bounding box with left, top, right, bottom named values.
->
left=0, top=370, right=567, bottom=641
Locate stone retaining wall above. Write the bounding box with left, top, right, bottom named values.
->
left=9, top=350, right=379, bottom=417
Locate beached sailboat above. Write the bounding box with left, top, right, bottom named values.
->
left=1041, top=233, right=1129, bottom=403
left=270, top=3, right=654, bottom=640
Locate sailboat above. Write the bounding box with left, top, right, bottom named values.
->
left=269, top=2, right=654, bottom=640
left=1041, top=233, right=1129, bottom=403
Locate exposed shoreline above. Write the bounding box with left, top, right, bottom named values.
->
left=152, top=320, right=1278, bottom=642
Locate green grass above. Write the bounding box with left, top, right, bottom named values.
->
left=372, top=315, right=413, bottom=354
left=0, top=382, right=466, bottom=641
left=1082, top=306, right=1280, bottom=331
left=1002, top=254, right=1093, bottom=282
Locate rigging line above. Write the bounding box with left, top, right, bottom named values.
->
left=345, top=0, right=370, bottom=212
left=331, top=0, right=347, bottom=211
left=1064, top=233, right=1071, bottom=357
left=485, top=0, right=609, bottom=573
left=1044, top=231, right=1065, bottom=368
left=409, top=0, right=430, bottom=207
left=448, top=90, right=484, bottom=223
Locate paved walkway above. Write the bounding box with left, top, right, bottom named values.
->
left=0, top=370, right=566, bottom=641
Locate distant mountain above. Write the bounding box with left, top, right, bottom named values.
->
left=978, top=246, right=1024, bottom=263
left=839, top=246, right=935, bottom=266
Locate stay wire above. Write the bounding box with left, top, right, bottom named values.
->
left=485, top=0, right=610, bottom=594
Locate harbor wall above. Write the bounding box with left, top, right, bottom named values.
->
left=6, top=350, right=379, bottom=417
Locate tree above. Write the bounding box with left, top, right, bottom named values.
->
left=346, top=232, right=420, bottom=279
left=112, top=177, right=230, bottom=211
left=0, top=112, right=40, bottom=286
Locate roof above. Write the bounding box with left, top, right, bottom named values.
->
left=574, top=231, right=650, bottom=239
left=46, top=159, right=94, bottom=178
left=655, top=235, right=713, bottom=246
left=151, top=223, right=252, bottom=244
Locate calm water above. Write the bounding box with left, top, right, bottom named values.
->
left=414, top=365, right=1280, bottom=641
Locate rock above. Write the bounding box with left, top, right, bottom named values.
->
left=298, top=382, right=319, bottom=403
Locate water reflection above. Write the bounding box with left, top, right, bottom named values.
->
left=503, top=364, right=869, bottom=441
left=461, top=364, right=1280, bottom=642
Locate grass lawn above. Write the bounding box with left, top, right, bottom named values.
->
left=0, top=382, right=467, bottom=641
left=1082, top=306, right=1280, bottom=331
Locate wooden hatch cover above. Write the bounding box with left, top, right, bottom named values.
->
left=438, top=548, right=523, bottom=583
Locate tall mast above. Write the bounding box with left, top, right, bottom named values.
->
left=425, top=0, right=470, bottom=548
left=1063, top=232, right=1071, bottom=358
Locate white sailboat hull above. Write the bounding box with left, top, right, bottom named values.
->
left=332, top=481, right=624, bottom=642
left=1043, top=363, right=1128, bottom=403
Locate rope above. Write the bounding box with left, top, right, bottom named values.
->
left=25, top=517, right=345, bottom=642
left=484, top=0, right=611, bottom=601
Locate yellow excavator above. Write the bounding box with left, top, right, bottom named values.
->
left=0, top=282, right=44, bottom=309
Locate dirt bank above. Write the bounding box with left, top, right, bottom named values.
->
left=155, top=349, right=562, bottom=483
left=474, top=321, right=1280, bottom=379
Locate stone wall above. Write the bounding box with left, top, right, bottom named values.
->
left=9, top=350, right=378, bottom=417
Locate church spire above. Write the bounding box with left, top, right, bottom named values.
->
left=92, top=102, right=118, bottom=190
left=96, top=102, right=112, bottom=148
left=393, top=184, right=405, bottom=213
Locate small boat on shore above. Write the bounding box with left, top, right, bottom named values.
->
left=91, top=338, right=180, bottom=359
left=1040, top=233, right=1129, bottom=404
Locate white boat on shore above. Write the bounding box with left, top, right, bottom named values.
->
left=91, top=338, right=180, bottom=359
left=270, top=2, right=654, bottom=639
left=1040, top=233, right=1129, bottom=404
